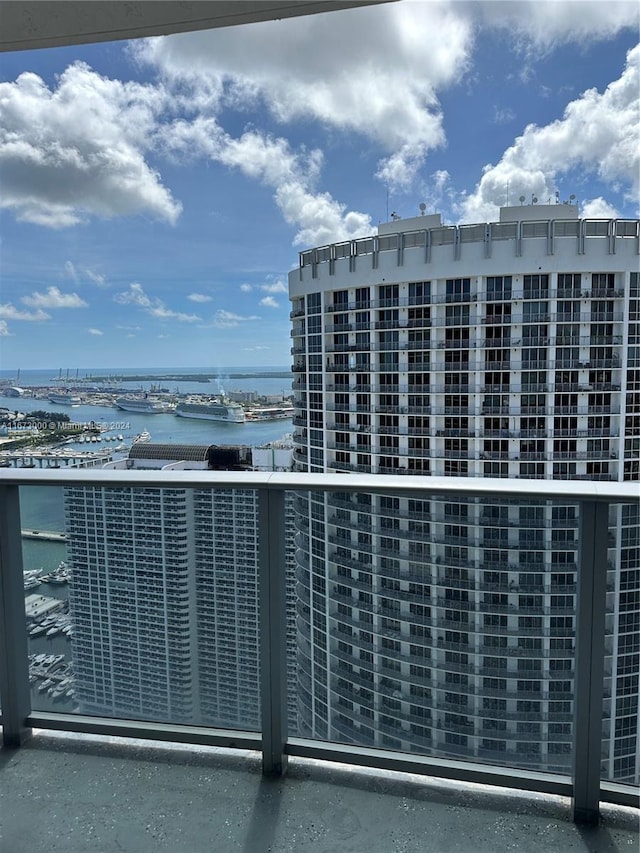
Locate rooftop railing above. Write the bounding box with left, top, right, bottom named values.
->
left=0, top=468, right=638, bottom=826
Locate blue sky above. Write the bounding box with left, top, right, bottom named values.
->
left=0, top=0, right=638, bottom=370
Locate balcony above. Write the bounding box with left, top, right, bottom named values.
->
left=1, top=468, right=638, bottom=834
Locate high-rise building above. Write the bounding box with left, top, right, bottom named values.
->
left=64, top=441, right=297, bottom=729
left=288, top=204, right=639, bottom=783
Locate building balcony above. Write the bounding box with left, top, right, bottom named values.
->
left=1, top=467, right=638, bottom=834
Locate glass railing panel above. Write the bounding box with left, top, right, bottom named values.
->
left=290, top=489, right=586, bottom=776
left=20, top=485, right=73, bottom=714
left=20, top=484, right=261, bottom=731
left=600, top=500, right=639, bottom=789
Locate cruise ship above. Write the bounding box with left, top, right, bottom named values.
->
left=49, top=392, right=82, bottom=406
left=115, top=397, right=173, bottom=414
left=175, top=399, right=246, bottom=423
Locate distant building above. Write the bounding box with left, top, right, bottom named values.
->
left=228, top=390, right=257, bottom=403
left=289, top=204, right=639, bottom=783
left=64, top=441, right=297, bottom=729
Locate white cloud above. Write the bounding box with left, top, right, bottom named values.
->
left=114, top=282, right=201, bottom=322
left=114, top=282, right=152, bottom=308
left=260, top=296, right=279, bottom=308
left=474, top=1, right=639, bottom=51
left=64, top=261, right=79, bottom=282
left=134, top=1, right=637, bottom=197
left=580, top=197, right=622, bottom=218
left=260, top=280, right=287, bottom=294
left=241, top=279, right=288, bottom=296
left=0, top=303, right=51, bottom=321
left=0, top=320, right=12, bottom=336
left=88, top=327, right=103, bottom=336
left=85, top=269, right=107, bottom=287
left=187, top=292, right=213, bottom=303
left=22, top=286, right=87, bottom=309
left=0, top=63, right=181, bottom=228
left=458, top=44, right=639, bottom=223
left=493, top=106, right=515, bottom=125
left=135, top=3, right=472, bottom=191
left=211, top=309, right=260, bottom=328
left=244, top=345, right=270, bottom=351
left=162, top=120, right=373, bottom=245
left=148, top=304, right=201, bottom=322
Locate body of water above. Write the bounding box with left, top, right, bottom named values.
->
left=14, top=364, right=296, bottom=610
left=1, top=365, right=293, bottom=398
left=2, top=364, right=294, bottom=447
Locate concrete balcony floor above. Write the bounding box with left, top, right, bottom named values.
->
left=1, top=733, right=637, bottom=853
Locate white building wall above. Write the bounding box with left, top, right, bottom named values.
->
left=288, top=210, right=639, bottom=782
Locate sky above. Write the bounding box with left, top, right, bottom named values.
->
left=0, top=0, right=638, bottom=371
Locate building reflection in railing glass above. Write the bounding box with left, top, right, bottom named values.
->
left=290, top=490, right=639, bottom=784
left=9, top=479, right=639, bottom=788
left=21, top=484, right=263, bottom=731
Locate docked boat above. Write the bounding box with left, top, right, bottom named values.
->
left=133, top=430, right=151, bottom=443
left=47, top=571, right=69, bottom=584
left=245, top=405, right=294, bottom=421
left=30, top=624, right=48, bottom=637
left=175, top=399, right=245, bottom=423
left=49, top=391, right=82, bottom=406
left=24, top=569, right=42, bottom=591
left=115, top=397, right=172, bottom=414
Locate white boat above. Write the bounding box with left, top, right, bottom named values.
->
left=133, top=430, right=151, bottom=443
left=245, top=405, right=294, bottom=421
left=115, top=443, right=127, bottom=451
left=115, top=397, right=172, bottom=414
left=175, top=399, right=245, bottom=423
left=49, top=391, right=82, bottom=406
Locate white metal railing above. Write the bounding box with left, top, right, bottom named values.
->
left=0, top=468, right=638, bottom=825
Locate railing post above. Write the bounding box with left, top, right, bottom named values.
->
left=573, top=499, right=609, bottom=823
left=0, top=484, right=32, bottom=746
left=258, top=487, right=288, bottom=776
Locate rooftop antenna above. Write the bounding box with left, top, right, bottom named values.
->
left=419, top=202, right=426, bottom=216
left=555, top=191, right=560, bottom=204
left=532, top=195, right=538, bottom=205
left=570, top=193, right=576, bottom=205
left=519, top=195, right=525, bottom=205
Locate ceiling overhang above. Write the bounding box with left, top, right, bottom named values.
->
left=0, top=1, right=392, bottom=52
